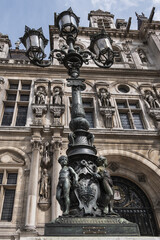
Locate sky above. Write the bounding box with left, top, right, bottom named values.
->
left=0, top=0, right=159, bottom=56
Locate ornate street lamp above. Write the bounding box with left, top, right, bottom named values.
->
left=20, top=8, right=114, bottom=72
left=21, top=8, right=139, bottom=237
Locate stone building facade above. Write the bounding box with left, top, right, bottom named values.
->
left=0, top=9, right=160, bottom=239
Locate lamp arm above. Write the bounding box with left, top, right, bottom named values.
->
left=31, top=60, right=52, bottom=68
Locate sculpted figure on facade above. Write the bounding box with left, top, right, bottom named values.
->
left=53, top=87, right=63, bottom=105
left=144, top=90, right=160, bottom=109
left=138, top=49, right=148, bottom=63
left=98, top=88, right=112, bottom=107
left=56, top=155, right=78, bottom=215
left=39, top=168, right=51, bottom=200
left=41, top=141, right=52, bottom=169
left=98, top=88, right=115, bottom=128
left=35, top=86, right=46, bottom=105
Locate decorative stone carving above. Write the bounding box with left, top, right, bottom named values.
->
left=35, top=86, right=46, bottom=105
left=53, top=87, right=63, bottom=105
left=138, top=49, right=148, bottom=63
left=50, top=86, right=65, bottom=126
left=98, top=88, right=115, bottom=128
left=56, top=155, right=115, bottom=217
left=38, top=168, right=51, bottom=211
left=122, top=42, right=134, bottom=63
left=32, top=83, right=48, bottom=124
left=143, top=90, right=160, bottom=109
left=40, top=141, right=52, bottom=169
left=141, top=89, right=160, bottom=128
left=108, top=162, right=119, bottom=172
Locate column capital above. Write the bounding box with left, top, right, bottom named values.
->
left=31, top=137, right=42, bottom=150
left=51, top=138, right=62, bottom=150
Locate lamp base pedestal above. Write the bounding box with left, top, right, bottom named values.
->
left=45, top=216, right=140, bottom=236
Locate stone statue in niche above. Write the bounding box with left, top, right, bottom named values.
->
left=98, top=88, right=112, bottom=107
left=144, top=90, right=160, bottom=109
left=138, top=49, right=147, bottom=63
left=39, top=168, right=51, bottom=200
left=35, top=86, right=46, bottom=105
left=56, top=155, right=78, bottom=215
left=98, top=88, right=115, bottom=128
left=41, top=141, right=51, bottom=169
left=53, top=87, right=63, bottom=105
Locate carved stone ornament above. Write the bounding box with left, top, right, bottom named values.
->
left=138, top=49, right=148, bottom=63
left=50, top=105, right=65, bottom=126
left=40, top=141, right=52, bottom=169
left=50, top=87, right=65, bottom=126
left=143, top=90, right=160, bottom=109
left=56, top=155, right=116, bottom=217
left=98, top=88, right=115, bottom=128
left=38, top=168, right=51, bottom=211
left=32, top=105, right=48, bottom=118
left=35, top=85, right=47, bottom=105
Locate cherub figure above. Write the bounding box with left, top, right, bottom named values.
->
left=56, top=155, right=78, bottom=215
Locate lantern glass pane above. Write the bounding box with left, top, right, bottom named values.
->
left=97, top=38, right=106, bottom=51
left=39, top=38, right=44, bottom=51
left=30, top=35, right=39, bottom=47
left=71, top=16, right=77, bottom=27
left=104, top=38, right=112, bottom=50
left=26, top=37, right=30, bottom=51
left=59, top=15, right=71, bottom=31
left=93, top=43, right=100, bottom=56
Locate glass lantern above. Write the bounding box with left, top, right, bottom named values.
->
left=20, top=26, right=48, bottom=62
left=89, top=31, right=114, bottom=68
left=56, top=8, right=79, bottom=39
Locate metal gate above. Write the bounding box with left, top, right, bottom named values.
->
left=112, top=176, right=158, bottom=236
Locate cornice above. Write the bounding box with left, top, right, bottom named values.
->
left=0, top=64, right=159, bottom=79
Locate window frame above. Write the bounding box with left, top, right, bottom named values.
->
left=0, top=169, right=18, bottom=222
left=116, top=99, right=146, bottom=130
left=1, top=79, right=31, bottom=127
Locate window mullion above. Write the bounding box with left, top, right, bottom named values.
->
left=11, top=102, right=17, bottom=126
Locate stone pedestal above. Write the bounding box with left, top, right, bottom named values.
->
left=45, top=216, right=140, bottom=236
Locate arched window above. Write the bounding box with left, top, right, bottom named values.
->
left=112, top=176, right=158, bottom=236
left=113, top=46, right=123, bottom=63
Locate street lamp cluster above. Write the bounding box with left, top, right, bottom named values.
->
left=20, top=7, right=114, bottom=77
